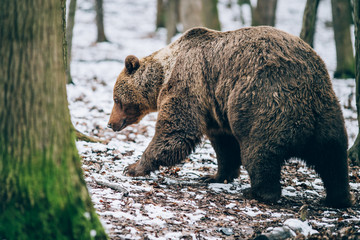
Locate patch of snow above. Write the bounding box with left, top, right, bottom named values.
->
left=284, top=219, right=319, bottom=236
left=242, top=207, right=263, bottom=217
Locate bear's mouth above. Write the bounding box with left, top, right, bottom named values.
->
left=117, top=119, right=127, bottom=131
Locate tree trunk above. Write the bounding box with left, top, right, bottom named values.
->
left=180, top=0, right=203, bottom=32
left=238, top=0, right=252, bottom=25
left=166, top=0, right=180, bottom=44
left=0, top=0, right=107, bottom=239
left=201, top=0, right=221, bottom=30
left=66, top=0, right=77, bottom=84
left=156, top=0, right=166, bottom=29
left=348, top=0, right=360, bottom=166
left=300, top=0, right=320, bottom=48
left=252, top=0, right=278, bottom=26
left=331, top=0, right=355, bottom=78
left=95, top=0, right=108, bottom=42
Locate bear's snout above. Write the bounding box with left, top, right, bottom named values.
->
left=107, top=119, right=127, bottom=132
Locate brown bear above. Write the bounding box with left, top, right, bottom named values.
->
left=108, top=26, right=354, bottom=208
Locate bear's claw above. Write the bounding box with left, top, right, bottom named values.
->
left=124, top=162, right=147, bottom=177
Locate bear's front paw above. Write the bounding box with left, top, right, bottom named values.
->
left=124, top=162, right=148, bottom=177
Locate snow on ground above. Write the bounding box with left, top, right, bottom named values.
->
left=67, top=0, right=360, bottom=239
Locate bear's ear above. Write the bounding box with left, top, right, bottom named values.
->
left=125, top=55, right=140, bottom=74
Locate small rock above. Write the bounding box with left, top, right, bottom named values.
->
left=218, top=227, right=234, bottom=236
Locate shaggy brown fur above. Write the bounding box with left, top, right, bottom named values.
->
left=108, top=26, right=354, bottom=208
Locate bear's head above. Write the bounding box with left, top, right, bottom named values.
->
left=108, top=55, right=152, bottom=132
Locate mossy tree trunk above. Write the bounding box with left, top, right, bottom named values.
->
left=300, top=0, right=320, bottom=48
left=201, top=0, right=221, bottom=30
left=66, top=0, right=77, bottom=84
left=331, top=0, right=355, bottom=79
left=0, top=0, right=107, bottom=239
left=252, top=0, right=278, bottom=26
left=348, top=0, right=360, bottom=166
left=95, top=0, right=108, bottom=42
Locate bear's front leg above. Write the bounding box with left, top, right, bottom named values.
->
left=124, top=96, right=202, bottom=177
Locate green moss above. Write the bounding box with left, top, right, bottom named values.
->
left=0, top=197, right=106, bottom=240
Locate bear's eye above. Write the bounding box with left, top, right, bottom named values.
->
left=114, top=98, right=122, bottom=107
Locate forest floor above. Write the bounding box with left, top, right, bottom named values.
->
left=67, top=0, right=360, bottom=239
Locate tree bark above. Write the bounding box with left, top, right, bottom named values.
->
left=252, top=0, right=278, bottom=26
left=238, top=0, right=252, bottom=25
left=95, top=0, right=108, bottom=42
left=300, top=0, right=320, bottom=48
left=201, top=0, right=221, bottom=30
left=180, top=0, right=203, bottom=32
left=348, top=0, right=360, bottom=166
left=156, top=0, right=166, bottom=29
left=66, top=0, right=77, bottom=84
left=331, top=0, right=355, bottom=78
left=0, top=0, right=107, bottom=239
left=166, top=0, right=180, bottom=44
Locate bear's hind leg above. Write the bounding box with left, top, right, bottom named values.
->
left=241, top=142, right=284, bottom=203
left=303, top=139, right=354, bottom=208
left=201, top=133, right=241, bottom=183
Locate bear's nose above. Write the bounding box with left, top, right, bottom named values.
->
left=107, top=123, right=113, bottom=129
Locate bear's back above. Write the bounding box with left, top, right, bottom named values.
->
left=172, top=27, right=336, bottom=131
left=176, top=26, right=331, bottom=98
left=178, top=26, right=327, bottom=83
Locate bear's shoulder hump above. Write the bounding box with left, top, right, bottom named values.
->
left=182, top=27, right=213, bottom=40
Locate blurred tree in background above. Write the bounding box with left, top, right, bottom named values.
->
left=251, top=0, right=278, bottom=26
left=96, top=0, right=108, bottom=42
left=157, top=0, right=220, bottom=43
left=180, top=0, right=203, bottom=31
left=165, top=0, right=180, bottom=43
left=300, top=0, right=320, bottom=48
left=0, top=0, right=107, bottom=238
left=331, top=0, right=355, bottom=79
left=156, top=0, right=167, bottom=29
left=201, top=0, right=221, bottom=30
left=348, top=0, right=360, bottom=166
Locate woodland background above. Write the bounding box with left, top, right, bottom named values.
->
left=1, top=0, right=360, bottom=239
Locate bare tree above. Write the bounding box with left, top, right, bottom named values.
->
left=348, top=0, right=360, bottom=165
left=66, top=0, right=77, bottom=84
left=331, top=0, right=355, bottom=78
left=156, top=0, right=166, bottom=29
left=300, top=0, right=320, bottom=48
left=166, top=0, right=180, bottom=44
left=180, top=0, right=203, bottom=31
left=202, top=0, right=221, bottom=30
left=96, top=0, right=108, bottom=42
left=238, top=0, right=251, bottom=25
left=252, top=0, right=278, bottom=26
left=163, top=0, right=221, bottom=43
left=0, top=0, right=107, bottom=238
